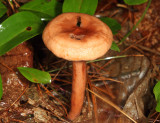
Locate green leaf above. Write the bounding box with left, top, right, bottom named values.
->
left=18, top=67, right=51, bottom=84
left=111, top=42, right=120, bottom=52
left=0, top=1, right=7, bottom=18
left=154, top=81, right=160, bottom=101
left=63, top=0, right=82, bottom=13
left=0, top=11, right=44, bottom=56
left=19, top=0, right=62, bottom=19
left=153, top=81, right=160, bottom=112
left=156, top=94, right=160, bottom=112
left=100, top=17, right=121, bottom=35
left=63, top=0, right=98, bottom=15
left=124, top=0, right=148, bottom=5
left=0, top=74, right=3, bottom=100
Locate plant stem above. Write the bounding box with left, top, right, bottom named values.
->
left=67, top=61, right=87, bottom=120
left=119, top=0, right=152, bottom=44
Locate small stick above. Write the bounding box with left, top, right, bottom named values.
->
left=87, top=88, right=137, bottom=123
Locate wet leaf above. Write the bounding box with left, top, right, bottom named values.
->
left=100, top=17, right=121, bottom=35
left=63, top=0, right=98, bottom=15
left=0, top=11, right=44, bottom=56
left=19, top=0, right=62, bottom=19
left=153, top=80, right=160, bottom=112
left=18, top=67, right=51, bottom=84
left=124, top=0, right=148, bottom=5
left=0, top=1, right=7, bottom=18
left=111, top=42, right=120, bottom=52
left=0, top=74, right=2, bottom=100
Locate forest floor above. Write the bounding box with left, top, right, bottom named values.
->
left=0, top=0, right=160, bottom=123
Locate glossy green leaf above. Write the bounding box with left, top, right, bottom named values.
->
left=19, top=0, right=62, bottom=19
left=18, top=67, right=51, bottom=84
left=124, top=0, right=148, bottom=5
left=0, top=74, right=3, bottom=100
left=63, top=0, right=82, bottom=13
left=0, top=11, right=44, bottom=56
left=100, top=17, right=121, bottom=35
left=63, top=0, right=98, bottom=15
left=111, top=42, right=120, bottom=52
left=153, top=80, right=160, bottom=112
left=0, top=2, right=7, bottom=18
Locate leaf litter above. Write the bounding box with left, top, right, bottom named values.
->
left=0, top=0, right=160, bottom=123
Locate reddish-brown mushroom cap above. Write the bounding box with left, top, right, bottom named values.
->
left=42, top=12, right=113, bottom=61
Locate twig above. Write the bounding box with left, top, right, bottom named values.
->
left=92, top=84, right=115, bottom=99
left=96, top=54, right=144, bottom=73
left=10, top=118, right=25, bottom=123
left=6, top=84, right=29, bottom=110
left=88, top=54, right=144, bottom=63
left=153, top=113, right=160, bottom=123
left=88, top=77, right=98, bottom=123
left=122, top=33, right=150, bottom=53
left=48, top=55, right=144, bottom=73
left=51, top=61, right=67, bottom=81
left=136, top=44, right=160, bottom=56
left=41, top=85, right=68, bottom=115
left=92, top=77, right=124, bottom=84
left=87, top=88, right=137, bottom=123
left=0, top=61, right=14, bottom=72
left=12, top=0, right=20, bottom=8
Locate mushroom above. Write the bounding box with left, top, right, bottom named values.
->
left=42, top=13, right=113, bottom=121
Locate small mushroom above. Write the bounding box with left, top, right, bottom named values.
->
left=42, top=13, right=113, bottom=121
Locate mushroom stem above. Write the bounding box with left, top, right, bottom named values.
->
left=67, top=61, right=87, bottom=120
